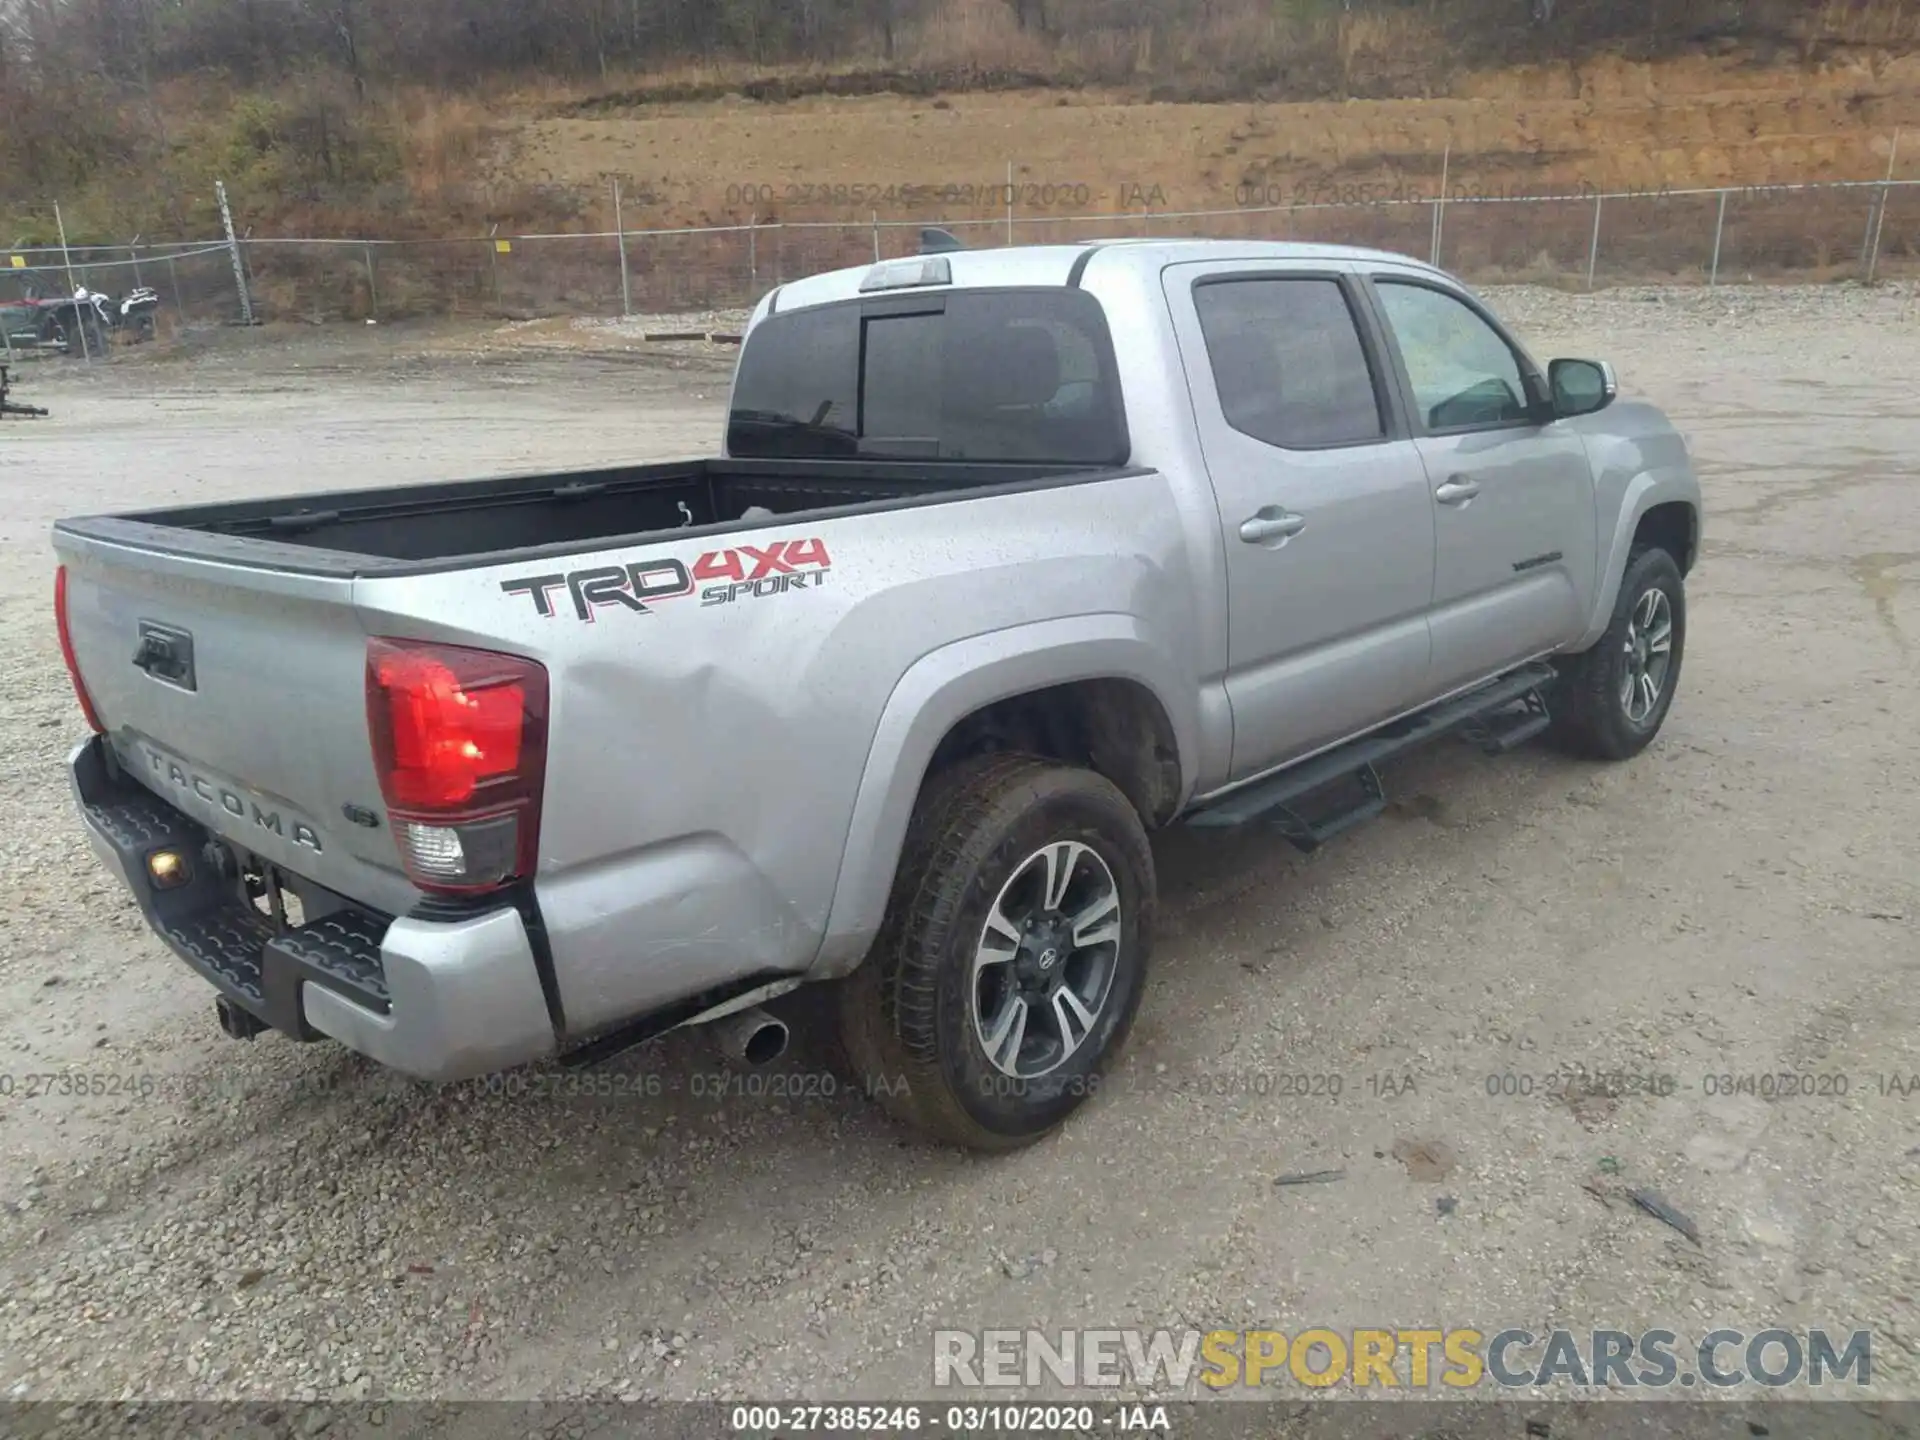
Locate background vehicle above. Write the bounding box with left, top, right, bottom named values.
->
left=52, top=240, right=1701, bottom=1149
left=0, top=362, right=50, bottom=418
left=1, top=276, right=159, bottom=354
left=0, top=278, right=52, bottom=350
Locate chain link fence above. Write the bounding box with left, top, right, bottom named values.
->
left=5, top=178, right=1916, bottom=354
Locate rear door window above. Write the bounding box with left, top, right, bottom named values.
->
left=728, top=288, right=1129, bottom=465
left=1193, top=276, right=1387, bottom=450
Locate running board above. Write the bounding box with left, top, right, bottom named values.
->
left=1185, top=663, right=1558, bottom=849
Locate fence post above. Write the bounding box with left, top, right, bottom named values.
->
left=1866, top=129, right=1901, bottom=285
left=364, top=244, right=379, bottom=318
left=872, top=211, right=880, bottom=263
left=1431, top=143, right=1451, bottom=268
left=215, top=181, right=254, bottom=325
left=1006, top=161, right=1014, bottom=245
left=613, top=179, right=632, bottom=317
left=749, top=214, right=758, bottom=293
left=1710, top=189, right=1728, bottom=287
left=1586, top=193, right=1604, bottom=290
left=53, top=202, right=93, bottom=365
left=488, top=226, right=503, bottom=313
left=166, top=251, right=185, bottom=324
left=129, top=237, right=144, bottom=289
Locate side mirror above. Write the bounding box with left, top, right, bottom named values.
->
left=1549, top=358, right=1617, bottom=418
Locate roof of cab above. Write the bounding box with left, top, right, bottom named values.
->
left=761, top=239, right=1443, bottom=315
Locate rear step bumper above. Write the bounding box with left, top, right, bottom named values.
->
left=69, top=736, right=557, bottom=1082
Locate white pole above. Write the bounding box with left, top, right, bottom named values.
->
left=1587, top=193, right=1604, bottom=289
left=1710, top=189, right=1728, bottom=286
left=1006, top=160, right=1014, bottom=245
left=54, top=202, right=92, bottom=365
left=613, top=179, right=631, bottom=317
left=1432, top=142, right=1451, bottom=267
left=1866, top=129, right=1901, bottom=284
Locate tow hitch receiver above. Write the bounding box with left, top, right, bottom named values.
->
left=215, top=995, right=268, bottom=1041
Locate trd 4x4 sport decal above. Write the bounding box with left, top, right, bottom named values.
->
left=501, top=538, right=833, bottom=622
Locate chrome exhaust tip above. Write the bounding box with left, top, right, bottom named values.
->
left=711, top=1006, right=789, bottom=1068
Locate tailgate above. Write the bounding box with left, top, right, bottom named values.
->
left=54, top=528, right=417, bottom=918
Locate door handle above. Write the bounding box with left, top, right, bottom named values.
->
left=1239, top=508, right=1307, bottom=545
left=1434, top=475, right=1481, bottom=506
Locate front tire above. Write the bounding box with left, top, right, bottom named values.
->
left=837, top=754, right=1156, bottom=1151
left=1549, top=546, right=1687, bottom=761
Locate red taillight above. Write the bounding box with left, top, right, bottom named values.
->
left=366, top=638, right=548, bottom=895
left=54, top=567, right=105, bottom=734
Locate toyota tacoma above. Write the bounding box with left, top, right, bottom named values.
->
left=53, top=240, right=1701, bottom=1149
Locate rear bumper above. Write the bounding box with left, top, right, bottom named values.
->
left=69, top=737, right=557, bottom=1082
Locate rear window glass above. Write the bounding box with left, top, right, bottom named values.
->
left=727, top=289, right=1129, bottom=466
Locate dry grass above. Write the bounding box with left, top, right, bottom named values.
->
left=883, top=0, right=1449, bottom=94
left=1813, top=0, right=1920, bottom=43
left=395, top=90, right=496, bottom=206
left=906, top=0, right=1058, bottom=72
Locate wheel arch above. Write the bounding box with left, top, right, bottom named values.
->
left=810, top=614, right=1198, bottom=979
left=1574, top=475, right=1701, bottom=653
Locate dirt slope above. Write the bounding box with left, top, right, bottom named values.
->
left=505, top=52, right=1920, bottom=229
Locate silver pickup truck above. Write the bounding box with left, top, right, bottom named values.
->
left=54, top=240, right=1701, bottom=1150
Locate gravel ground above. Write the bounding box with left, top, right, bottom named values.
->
left=0, top=285, right=1916, bottom=1410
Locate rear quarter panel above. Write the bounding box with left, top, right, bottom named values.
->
left=352, top=472, right=1204, bottom=1036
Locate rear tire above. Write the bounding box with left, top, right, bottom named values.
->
left=1548, top=546, right=1687, bottom=761
left=837, top=754, right=1156, bottom=1151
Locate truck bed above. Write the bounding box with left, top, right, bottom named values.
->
left=59, top=457, right=1119, bottom=574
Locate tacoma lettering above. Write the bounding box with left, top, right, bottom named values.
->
left=141, top=748, right=324, bottom=853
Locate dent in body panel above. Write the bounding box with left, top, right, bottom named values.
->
left=357, top=473, right=1203, bottom=1028
left=532, top=834, right=805, bottom=1037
